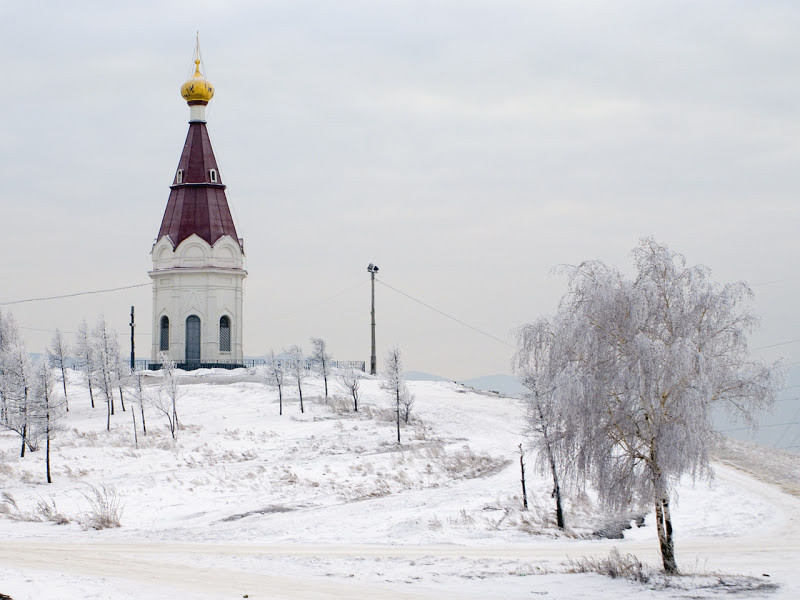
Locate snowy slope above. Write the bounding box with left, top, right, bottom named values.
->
left=0, top=368, right=798, bottom=599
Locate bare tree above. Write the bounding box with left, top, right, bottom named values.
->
left=337, top=366, right=362, bottom=412
left=32, top=359, right=66, bottom=483
left=92, top=317, right=119, bottom=430
left=154, top=353, right=182, bottom=438
left=527, top=237, right=781, bottom=573
left=381, top=347, right=410, bottom=444
left=0, top=315, right=34, bottom=457
left=129, top=370, right=148, bottom=437
left=518, top=443, right=528, bottom=510
left=112, top=350, right=129, bottom=413
left=75, top=320, right=95, bottom=408
left=287, top=345, right=306, bottom=413
left=514, top=316, right=568, bottom=530
left=0, top=309, right=11, bottom=422
left=401, top=387, right=415, bottom=424
left=265, top=349, right=285, bottom=415
left=47, top=329, right=70, bottom=412
left=310, top=337, right=332, bottom=400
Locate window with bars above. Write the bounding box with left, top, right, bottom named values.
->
left=219, top=316, right=231, bottom=352
left=160, top=316, right=169, bottom=351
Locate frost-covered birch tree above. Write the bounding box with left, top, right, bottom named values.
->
left=337, top=366, right=361, bottom=412
left=92, top=317, right=119, bottom=430
left=382, top=347, right=410, bottom=444
left=535, top=237, right=780, bottom=573
left=0, top=315, right=34, bottom=457
left=130, top=370, right=148, bottom=437
left=32, top=358, right=66, bottom=483
left=47, top=329, right=70, bottom=412
left=75, top=320, right=95, bottom=408
left=287, top=345, right=306, bottom=413
left=310, top=337, right=332, bottom=400
left=513, top=317, right=568, bottom=530
left=155, top=353, right=182, bottom=439
left=0, top=309, right=11, bottom=422
left=265, top=349, right=285, bottom=415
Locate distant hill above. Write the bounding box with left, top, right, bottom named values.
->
left=459, top=374, right=527, bottom=397
left=406, top=371, right=526, bottom=397
left=405, top=370, right=450, bottom=382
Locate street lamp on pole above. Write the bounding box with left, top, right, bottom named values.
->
left=367, top=263, right=379, bottom=375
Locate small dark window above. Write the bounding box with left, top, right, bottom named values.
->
left=219, top=316, right=231, bottom=352
left=209, top=169, right=217, bottom=183
left=176, top=169, right=183, bottom=184
left=160, top=316, right=170, bottom=351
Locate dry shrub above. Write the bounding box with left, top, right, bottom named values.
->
left=36, top=499, right=70, bottom=525
left=567, top=548, right=651, bottom=583
left=448, top=509, right=475, bottom=527
left=81, top=484, right=123, bottom=530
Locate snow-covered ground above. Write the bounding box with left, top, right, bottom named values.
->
left=0, top=368, right=797, bottom=599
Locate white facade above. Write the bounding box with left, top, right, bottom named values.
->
left=149, top=234, right=246, bottom=365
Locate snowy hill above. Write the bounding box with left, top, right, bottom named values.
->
left=0, top=369, right=798, bottom=599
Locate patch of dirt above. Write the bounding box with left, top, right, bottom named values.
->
left=220, top=505, right=294, bottom=522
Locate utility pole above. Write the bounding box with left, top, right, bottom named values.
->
left=130, top=306, right=135, bottom=371
left=367, top=263, right=379, bottom=375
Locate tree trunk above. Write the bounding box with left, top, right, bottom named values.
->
left=119, top=386, right=126, bottom=412
left=519, top=444, right=528, bottom=510
left=324, top=374, right=328, bottom=399
left=106, top=397, right=111, bottom=431
left=278, top=385, right=283, bottom=416
left=20, top=423, right=26, bottom=458
left=140, top=403, right=147, bottom=434
left=61, top=366, right=69, bottom=412
left=298, top=383, right=304, bottom=413
left=396, top=389, right=401, bottom=444
left=546, top=441, right=565, bottom=529
left=537, top=403, right=565, bottom=529
left=131, top=405, right=138, bottom=447
left=88, top=377, right=94, bottom=408
left=46, top=420, right=52, bottom=484
left=655, top=495, right=677, bottom=573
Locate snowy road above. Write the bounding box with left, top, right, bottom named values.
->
left=1, top=465, right=799, bottom=599
left=1, top=527, right=798, bottom=599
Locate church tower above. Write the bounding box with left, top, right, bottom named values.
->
left=149, top=48, right=246, bottom=368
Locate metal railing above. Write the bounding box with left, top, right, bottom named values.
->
left=135, top=358, right=366, bottom=373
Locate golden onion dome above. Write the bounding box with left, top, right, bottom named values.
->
left=181, top=59, right=215, bottom=104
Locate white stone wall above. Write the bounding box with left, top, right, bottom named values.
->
left=149, top=234, right=246, bottom=364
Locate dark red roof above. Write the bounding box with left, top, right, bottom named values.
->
left=156, top=122, right=242, bottom=251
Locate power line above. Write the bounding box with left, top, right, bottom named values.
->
left=376, top=278, right=515, bottom=349
left=272, top=279, right=367, bottom=322
left=776, top=396, right=800, bottom=403
left=775, top=403, right=800, bottom=447
left=719, top=421, right=800, bottom=433
left=20, top=326, right=151, bottom=338
left=753, top=338, right=800, bottom=350
left=1, top=283, right=151, bottom=306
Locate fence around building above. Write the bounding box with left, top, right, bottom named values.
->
left=135, top=358, right=366, bottom=373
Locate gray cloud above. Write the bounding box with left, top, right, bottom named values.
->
left=1, top=1, right=798, bottom=378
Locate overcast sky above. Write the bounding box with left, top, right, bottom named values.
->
left=1, top=1, right=798, bottom=380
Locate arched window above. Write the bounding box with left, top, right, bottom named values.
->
left=159, top=316, right=170, bottom=351
left=219, top=316, right=231, bottom=352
